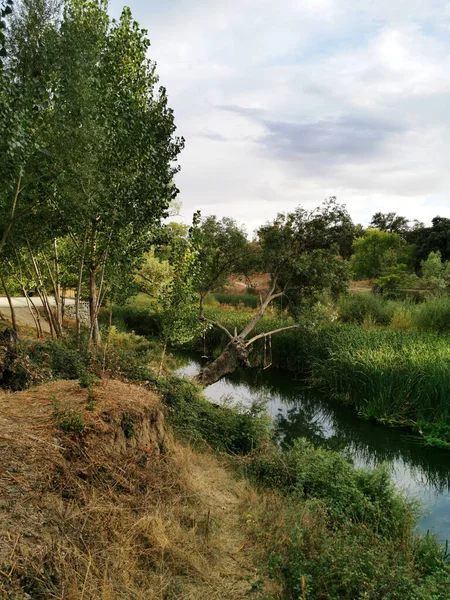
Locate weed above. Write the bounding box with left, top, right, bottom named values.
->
left=86, top=387, right=97, bottom=411
left=121, top=412, right=135, bottom=438
left=52, top=395, right=85, bottom=434
left=79, top=371, right=98, bottom=389
left=158, top=375, right=272, bottom=454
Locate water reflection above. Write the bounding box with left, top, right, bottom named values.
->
left=176, top=354, right=450, bottom=541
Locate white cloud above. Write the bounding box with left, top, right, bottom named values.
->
left=109, top=0, right=450, bottom=230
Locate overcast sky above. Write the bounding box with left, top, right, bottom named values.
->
left=110, top=0, right=450, bottom=235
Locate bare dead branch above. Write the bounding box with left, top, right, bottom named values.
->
left=200, top=315, right=234, bottom=341
left=245, top=325, right=300, bottom=347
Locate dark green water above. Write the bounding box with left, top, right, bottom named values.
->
left=176, top=355, right=450, bottom=542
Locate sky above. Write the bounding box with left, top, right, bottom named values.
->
left=109, top=0, right=450, bottom=235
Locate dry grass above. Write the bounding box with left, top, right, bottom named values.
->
left=0, top=379, right=277, bottom=599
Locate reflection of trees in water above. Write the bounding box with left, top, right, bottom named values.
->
left=223, top=366, right=450, bottom=494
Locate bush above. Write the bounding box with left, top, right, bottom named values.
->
left=52, top=396, right=85, bottom=434
left=158, top=376, right=272, bottom=454
left=338, top=293, right=394, bottom=325
left=212, top=293, right=260, bottom=309
left=111, top=305, right=162, bottom=337
left=244, top=439, right=411, bottom=535
left=413, top=296, right=450, bottom=333
left=243, top=440, right=449, bottom=600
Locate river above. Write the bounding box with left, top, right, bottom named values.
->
left=176, top=355, right=450, bottom=543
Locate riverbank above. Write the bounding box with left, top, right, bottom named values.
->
left=2, top=375, right=448, bottom=599
left=1, top=333, right=449, bottom=598
left=177, top=354, right=450, bottom=542
left=112, top=300, right=450, bottom=448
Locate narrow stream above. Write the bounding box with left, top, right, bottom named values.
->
left=176, top=355, right=450, bottom=542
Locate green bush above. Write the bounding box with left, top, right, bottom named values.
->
left=212, top=293, right=260, bottom=308
left=158, top=375, right=272, bottom=454
left=244, top=439, right=411, bottom=535
left=338, top=293, right=394, bottom=325
left=413, top=296, right=450, bottom=333
left=244, top=440, right=449, bottom=599
left=52, top=396, right=85, bottom=434
left=111, top=305, right=162, bottom=337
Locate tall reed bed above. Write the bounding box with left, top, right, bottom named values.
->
left=202, top=308, right=450, bottom=444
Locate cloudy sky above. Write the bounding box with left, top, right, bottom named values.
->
left=110, top=0, right=450, bottom=234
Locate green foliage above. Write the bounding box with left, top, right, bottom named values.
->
left=211, top=293, right=260, bottom=309
left=414, top=296, right=450, bottom=332
left=338, top=293, right=394, bottom=325
left=157, top=214, right=203, bottom=348
left=411, top=216, right=450, bottom=267
left=195, top=215, right=255, bottom=301
left=352, top=229, right=413, bottom=280
left=243, top=441, right=449, bottom=600
left=419, top=251, right=450, bottom=293
left=263, top=515, right=448, bottom=600
left=135, top=247, right=173, bottom=304
left=246, top=439, right=410, bottom=533
left=370, top=211, right=410, bottom=235
left=258, top=199, right=352, bottom=314
left=52, top=395, right=85, bottom=434
left=79, top=371, right=99, bottom=389
left=158, top=376, right=272, bottom=454
left=86, top=386, right=96, bottom=412
left=121, top=412, right=135, bottom=438
left=111, top=305, right=162, bottom=337
left=102, top=326, right=162, bottom=380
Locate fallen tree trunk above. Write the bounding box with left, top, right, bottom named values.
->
left=194, top=337, right=250, bottom=387
left=194, top=277, right=299, bottom=387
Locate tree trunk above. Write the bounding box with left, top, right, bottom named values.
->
left=0, top=273, right=17, bottom=332
left=21, top=286, right=41, bottom=338
left=88, top=267, right=101, bottom=348
left=76, top=233, right=87, bottom=344
left=194, top=337, right=250, bottom=387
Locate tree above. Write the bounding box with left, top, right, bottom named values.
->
left=370, top=212, right=410, bottom=236
left=195, top=215, right=257, bottom=310
left=351, top=229, right=413, bottom=280
left=135, top=247, right=172, bottom=305
left=419, top=251, right=450, bottom=294
left=156, top=215, right=203, bottom=373
left=40, top=1, right=183, bottom=345
left=196, top=200, right=352, bottom=386
left=410, top=217, right=450, bottom=268
left=0, top=0, right=58, bottom=260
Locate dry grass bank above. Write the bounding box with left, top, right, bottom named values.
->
left=0, top=379, right=276, bottom=599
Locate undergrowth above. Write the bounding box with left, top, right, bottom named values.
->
left=156, top=376, right=450, bottom=599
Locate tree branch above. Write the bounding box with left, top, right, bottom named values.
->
left=200, top=315, right=234, bottom=341
left=245, top=325, right=300, bottom=347
left=239, top=276, right=280, bottom=339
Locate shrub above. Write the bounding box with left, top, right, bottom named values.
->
left=52, top=396, right=85, bottom=434
left=244, top=439, right=412, bottom=535
left=111, top=305, right=162, bottom=337
left=413, top=296, right=450, bottom=333
left=243, top=441, right=449, bottom=600
left=212, top=293, right=260, bottom=309
left=158, top=376, right=272, bottom=454
left=338, top=293, right=394, bottom=325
